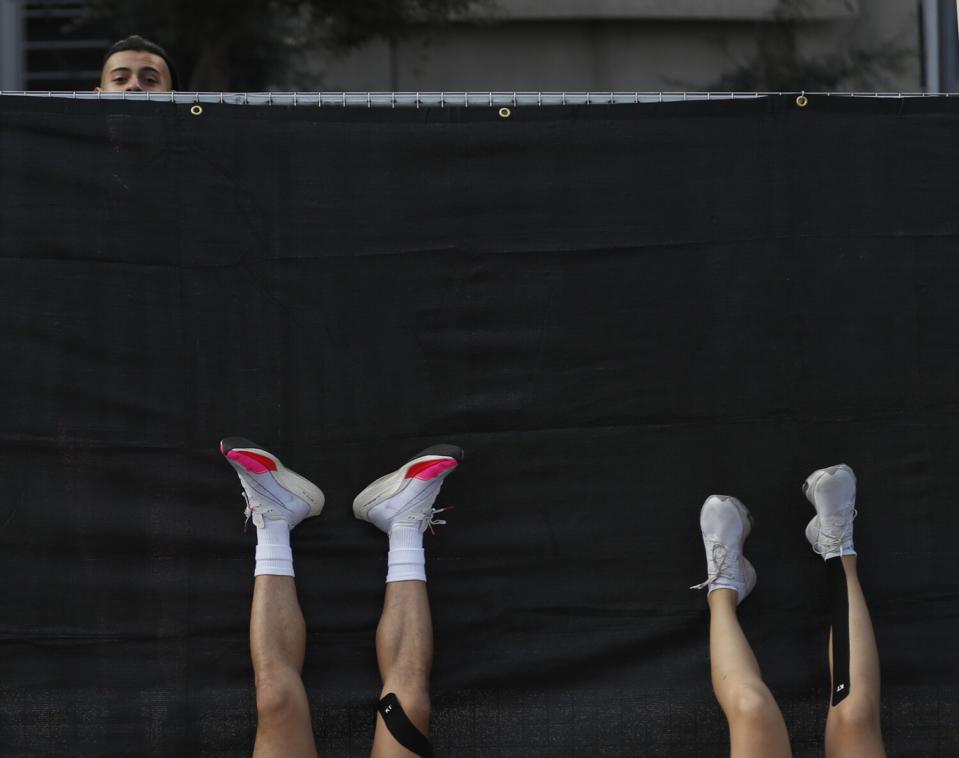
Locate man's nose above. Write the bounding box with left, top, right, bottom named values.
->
left=124, top=80, right=143, bottom=92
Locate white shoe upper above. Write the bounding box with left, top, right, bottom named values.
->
left=803, top=463, right=857, bottom=560
left=353, top=450, right=461, bottom=534
left=221, top=441, right=324, bottom=530
left=365, top=477, right=448, bottom=534
left=691, top=495, right=756, bottom=605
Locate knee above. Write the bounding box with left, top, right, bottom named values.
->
left=255, top=669, right=305, bottom=725
left=381, top=657, right=431, bottom=694
left=726, top=682, right=781, bottom=725
left=382, top=686, right=431, bottom=729
left=830, top=696, right=881, bottom=736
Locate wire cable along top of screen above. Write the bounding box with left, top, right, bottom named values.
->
left=0, top=90, right=956, bottom=107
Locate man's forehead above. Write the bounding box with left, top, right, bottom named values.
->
left=104, top=50, right=169, bottom=74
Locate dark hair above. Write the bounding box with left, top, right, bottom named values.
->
left=102, top=35, right=180, bottom=90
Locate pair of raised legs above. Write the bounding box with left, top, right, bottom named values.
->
left=694, top=464, right=886, bottom=758
left=223, top=438, right=463, bottom=758
left=249, top=577, right=432, bottom=758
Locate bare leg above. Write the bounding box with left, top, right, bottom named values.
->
left=355, top=445, right=462, bottom=756
left=370, top=580, right=433, bottom=757
left=250, top=575, right=318, bottom=758
left=823, top=556, right=886, bottom=758
left=709, top=589, right=792, bottom=758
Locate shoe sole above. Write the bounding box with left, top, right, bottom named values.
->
left=802, top=463, right=855, bottom=506
left=802, top=463, right=856, bottom=554
left=220, top=437, right=325, bottom=517
left=353, top=444, right=464, bottom=522
left=741, top=557, right=757, bottom=600
left=701, top=494, right=754, bottom=542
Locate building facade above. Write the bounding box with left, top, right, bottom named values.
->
left=1, top=0, right=957, bottom=93
left=303, top=0, right=951, bottom=94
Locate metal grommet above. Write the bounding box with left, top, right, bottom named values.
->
left=190, top=104, right=203, bottom=115
left=498, top=106, right=511, bottom=118
left=796, top=95, right=808, bottom=108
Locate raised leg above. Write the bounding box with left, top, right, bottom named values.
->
left=823, top=556, right=886, bottom=758
left=219, top=439, right=325, bottom=758
left=371, top=580, right=433, bottom=757
left=709, top=589, right=793, bottom=758
left=692, top=495, right=791, bottom=758
left=802, top=464, right=885, bottom=758
left=353, top=445, right=463, bottom=757
left=250, top=575, right=319, bottom=758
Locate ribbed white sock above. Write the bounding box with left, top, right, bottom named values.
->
left=254, top=518, right=294, bottom=577
left=386, top=524, right=426, bottom=583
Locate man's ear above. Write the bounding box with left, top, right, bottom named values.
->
left=94, top=85, right=102, bottom=92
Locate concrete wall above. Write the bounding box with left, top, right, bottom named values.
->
left=0, top=0, right=25, bottom=90
left=477, top=0, right=860, bottom=21
left=287, top=0, right=921, bottom=93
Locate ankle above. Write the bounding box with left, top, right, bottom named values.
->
left=254, top=519, right=294, bottom=577
left=386, top=523, right=426, bottom=583
left=839, top=554, right=858, bottom=572
left=708, top=587, right=739, bottom=611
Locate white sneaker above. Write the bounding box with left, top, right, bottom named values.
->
left=353, top=444, right=463, bottom=533
left=803, top=463, right=857, bottom=560
left=220, top=437, right=324, bottom=530
left=691, top=495, right=756, bottom=605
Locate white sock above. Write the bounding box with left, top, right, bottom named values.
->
left=386, top=524, right=426, bottom=583
left=254, top=518, right=294, bottom=577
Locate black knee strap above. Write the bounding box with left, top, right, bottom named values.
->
left=378, top=692, right=434, bottom=758
left=827, top=557, right=851, bottom=706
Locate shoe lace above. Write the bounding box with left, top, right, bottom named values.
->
left=411, top=506, right=453, bottom=535
left=241, top=490, right=275, bottom=531
left=242, top=491, right=253, bottom=530
left=690, top=540, right=736, bottom=590
left=812, top=509, right=858, bottom=556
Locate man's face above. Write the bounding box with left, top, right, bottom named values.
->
left=97, top=50, right=172, bottom=92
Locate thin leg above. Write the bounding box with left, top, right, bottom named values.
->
left=708, top=589, right=792, bottom=758
left=370, top=580, right=433, bottom=757
left=250, top=575, right=318, bottom=758
left=823, top=556, right=886, bottom=758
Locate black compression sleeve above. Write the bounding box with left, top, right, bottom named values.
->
left=827, top=556, right=851, bottom=706
left=378, top=692, right=434, bottom=758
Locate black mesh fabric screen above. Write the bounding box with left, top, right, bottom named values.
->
left=1, top=94, right=957, bottom=757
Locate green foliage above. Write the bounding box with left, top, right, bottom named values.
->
left=708, top=34, right=913, bottom=92
left=78, top=0, right=477, bottom=90
left=706, top=0, right=912, bottom=91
